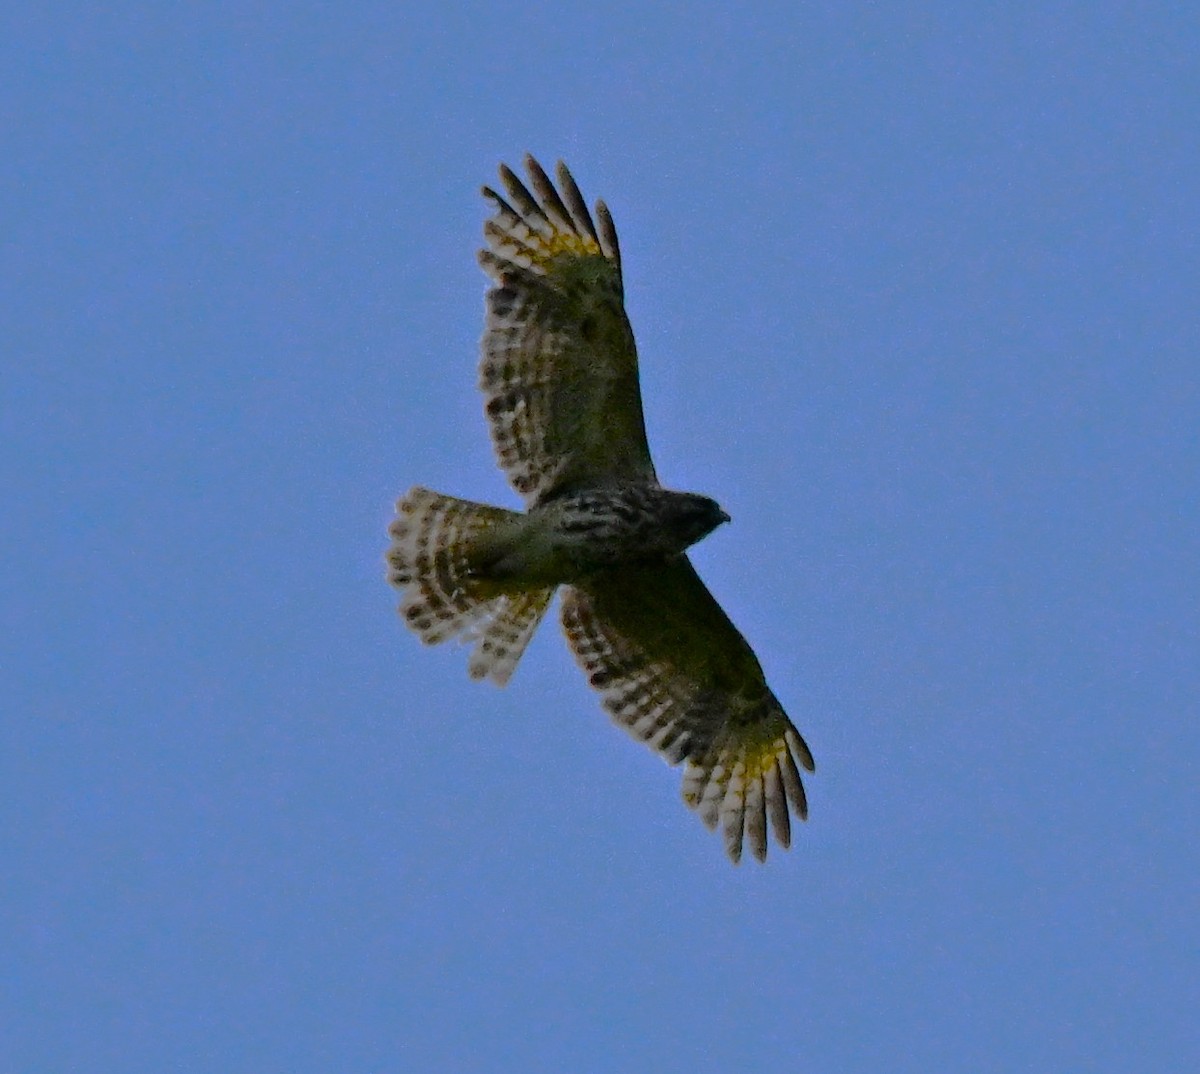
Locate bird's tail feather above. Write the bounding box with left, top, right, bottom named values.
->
left=386, top=487, right=552, bottom=685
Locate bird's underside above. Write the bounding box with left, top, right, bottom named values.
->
left=387, top=155, right=814, bottom=863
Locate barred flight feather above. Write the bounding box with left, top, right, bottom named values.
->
left=561, top=582, right=813, bottom=863
left=387, top=487, right=551, bottom=685
left=477, top=155, right=652, bottom=504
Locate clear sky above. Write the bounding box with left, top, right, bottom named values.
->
left=4, top=3, right=1197, bottom=1071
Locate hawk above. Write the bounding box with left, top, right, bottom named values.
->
left=387, top=156, right=814, bottom=862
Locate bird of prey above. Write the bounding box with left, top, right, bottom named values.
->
left=387, top=155, right=814, bottom=862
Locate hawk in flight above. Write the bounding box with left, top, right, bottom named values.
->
left=387, top=156, right=814, bottom=862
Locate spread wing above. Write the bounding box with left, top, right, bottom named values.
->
left=478, top=155, right=657, bottom=505
left=561, top=559, right=815, bottom=863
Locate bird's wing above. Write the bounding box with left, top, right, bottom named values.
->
left=561, top=559, right=814, bottom=863
left=478, top=155, right=656, bottom=505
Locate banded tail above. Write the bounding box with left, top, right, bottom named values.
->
left=386, top=487, right=553, bottom=685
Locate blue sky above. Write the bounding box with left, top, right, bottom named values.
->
left=4, top=3, right=1197, bottom=1071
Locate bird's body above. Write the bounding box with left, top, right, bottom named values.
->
left=516, top=485, right=731, bottom=578
left=387, top=156, right=814, bottom=862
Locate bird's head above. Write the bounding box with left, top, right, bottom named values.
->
left=664, top=491, right=731, bottom=549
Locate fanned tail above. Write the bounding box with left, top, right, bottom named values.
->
left=386, top=487, right=552, bottom=685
